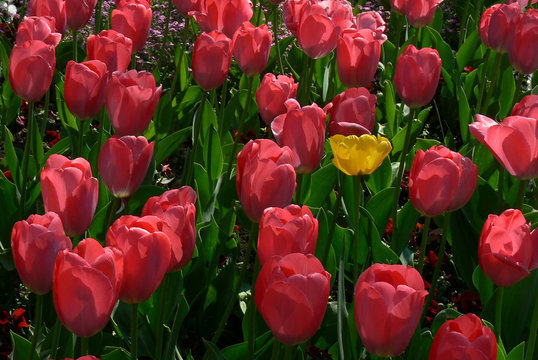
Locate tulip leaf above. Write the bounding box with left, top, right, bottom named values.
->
left=194, top=163, right=211, bottom=216
left=430, top=308, right=463, bottom=336
left=360, top=206, right=398, bottom=264
left=405, top=328, right=433, bottom=360
left=2, top=80, right=20, bottom=127
left=447, top=210, right=479, bottom=289
left=506, top=342, right=526, bottom=360
left=154, top=126, right=191, bottom=165
left=204, top=125, right=223, bottom=181
left=101, top=348, right=130, bottom=360
left=203, top=339, right=226, bottom=360
left=424, top=26, right=457, bottom=88
left=365, top=187, right=397, bottom=237
left=393, top=200, right=420, bottom=256
left=3, top=126, right=22, bottom=190
left=391, top=118, right=422, bottom=161
left=472, top=265, right=494, bottom=305
left=220, top=330, right=274, bottom=359
left=498, top=63, right=515, bottom=118
left=10, top=331, right=38, bottom=360
left=384, top=80, right=397, bottom=137
left=457, top=85, right=471, bottom=143
left=0, top=35, right=13, bottom=79
left=456, top=29, right=481, bottom=72
left=364, top=156, right=392, bottom=194
left=304, top=163, right=337, bottom=208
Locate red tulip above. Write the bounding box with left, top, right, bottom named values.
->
left=409, top=145, right=478, bottom=217
left=41, top=155, right=99, bottom=236
left=111, top=0, right=152, bottom=53
left=28, top=0, right=67, bottom=33
left=470, top=114, right=538, bottom=179
left=256, top=73, right=299, bottom=126
left=232, top=22, right=272, bottom=76
left=106, top=215, right=171, bottom=303
left=141, top=186, right=197, bottom=271
left=354, top=263, right=427, bottom=357
left=325, top=87, right=376, bottom=137
left=53, top=238, right=123, bottom=337
left=9, top=40, right=56, bottom=102
left=336, top=29, right=383, bottom=88
left=258, top=205, right=318, bottom=266
left=64, top=60, right=108, bottom=120
left=355, top=11, right=386, bottom=36
left=296, top=0, right=354, bottom=59
left=394, top=45, right=442, bottom=108
left=479, top=3, right=522, bottom=53
left=98, top=135, right=154, bottom=198
left=282, top=0, right=306, bottom=37
left=255, top=253, right=330, bottom=345
left=478, top=209, right=538, bottom=287
left=429, top=314, right=497, bottom=360
left=512, top=94, right=538, bottom=120
left=390, top=0, right=444, bottom=28
left=16, top=16, right=61, bottom=46
left=11, top=212, right=72, bottom=295
left=271, top=99, right=326, bottom=174
left=506, top=0, right=538, bottom=7
left=105, top=70, right=162, bottom=136
left=172, top=0, right=201, bottom=17
left=87, top=30, right=133, bottom=74
left=508, top=9, right=538, bottom=74
left=236, top=139, right=296, bottom=222
left=65, top=0, right=97, bottom=30
left=191, top=30, right=232, bottom=91
left=190, top=0, right=253, bottom=38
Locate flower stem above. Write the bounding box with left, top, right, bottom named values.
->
left=512, top=73, right=525, bottom=107
left=73, top=29, right=78, bottom=62
left=154, top=273, right=170, bottom=360
left=95, top=0, right=104, bottom=33
left=497, top=167, right=505, bottom=211
left=495, top=287, right=504, bottom=340
left=272, top=4, right=284, bottom=75
left=321, top=188, right=342, bottom=266
left=270, top=338, right=280, bottom=360
left=295, top=173, right=303, bottom=205
left=40, top=88, right=51, bottom=138
left=284, top=345, right=295, bottom=360
left=48, top=317, right=62, bottom=360
left=20, top=101, right=35, bottom=219
left=217, top=79, right=228, bottom=138
left=353, top=175, right=363, bottom=281
left=514, top=180, right=529, bottom=210
left=28, top=294, right=43, bottom=360
left=130, top=303, right=139, bottom=360
left=170, top=16, right=190, bottom=97
left=417, top=216, right=431, bottom=276
left=480, top=51, right=502, bottom=114
left=77, top=118, right=84, bottom=157
left=80, top=336, right=89, bottom=356
left=248, top=257, right=261, bottom=359
left=337, top=238, right=346, bottom=360
left=525, top=285, right=538, bottom=360
left=183, top=90, right=207, bottom=186
left=475, top=49, right=491, bottom=114
left=156, top=0, right=173, bottom=75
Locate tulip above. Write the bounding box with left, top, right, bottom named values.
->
left=65, top=0, right=97, bottom=30
left=53, top=238, right=123, bottom=337
left=296, top=0, right=354, bottom=59
left=190, top=0, right=253, bottom=38
left=41, top=155, right=99, bottom=236
left=106, top=215, right=171, bottom=303
left=237, top=139, right=296, bottom=222
left=408, top=145, right=478, bottom=217
left=232, top=22, right=272, bottom=76
left=508, top=9, right=538, bottom=74
left=329, top=134, right=392, bottom=176
left=506, top=0, right=538, bottom=7
left=11, top=212, right=72, bottom=295
left=111, top=0, right=152, bottom=53
left=98, top=135, right=154, bottom=198
left=326, top=87, right=376, bottom=137
left=256, top=73, right=299, bottom=125
left=512, top=94, right=538, bottom=120
left=355, top=263, right=428, bottom=357
left=355, top=11, right=386, bottom=36
left=9, top=40, right=56, bottom=102
left=390, top=0, right=444, bottom=28
left=255, top=253, right=331, bottom=345
left=191, top=31, right=232, bottom=91
left=64, top=60, right=108, bottom=120
left=258, top=205, right=318, bottom=266
left=86, top=30, right=133, bottom=74
left=478, top=209, right=538, bottom=287
left=470, top=114, right=538, bottom=179
left=172, top=0, right=201, bottom=17
left=479, top=3, right=522, bottom=53
left=429, top=313, right=497, bottom=360
left=394, top=45, right=442, bottom=108
left=141, top=186, right=197, bottom=271
left=105, top=70, right=162, bottom=136
left=271, top=99, right=326, bottom=174
left=28, top=0, right=67, bottom=34
left=282, top=0, right=306, bottom=37
left=16, top=16, right=61, bottom=46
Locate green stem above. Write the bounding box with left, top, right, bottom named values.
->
left=497, top=167, right=505, bottom=211
left=299, top=57, right=316, bottom=105
left=525, top=285, right=538, bottom=360
left=80, top=337, right=89, bottom=356
left=183, top=91, right=208, bottom=186
left=337, top=239, right=346, bottom=360
left=321, top=188, right=342, bottom=266
left=480, top=51, right=502, bottom=114
left=20, top=101, right=35, bottom=219
left=77, top=118, right=84, bottom=157
left=284, top=345, right=295, bottom=360
left=154, top=273, right=170, bottom=360
left=295, top=173, right=303, bottom=205
left=72, top=29, right=78, bottom=62
left=48, top=317, right=62, bottom=360
left=254, top=0, right=263, bottom=25
left=28, top=294, right=43, bottom=360
left=514, top=180, right=529, bottom=210
left=393, top=13, right=404, bottom=59
left=170, top=16, right=190, bottom=97
left=248, top=257, right=261, bottom=359
left=131, top=53, right=136, bottom=70
left=512, top=73, right=525, bottom=107
left=156, top=0, right=173, bottom=75
left=458, top=0, right=471, bottom=47
left=475, top=49, right=491, bottom=114
left=163, top=273, right=184, bottom=359
left=495, top=287, right=504, bottom=340
left=217, top=79, right=228, bottom=137
left=40, top=89, right=50, bottom=137
left=325, top=54, right=336, bottom=104
left=272, top=5, right=284, bottom=75
left=95, top=0, right=104, bottom=33
left=130, top=303, right=138, bottom=360
left=212, top=222, right=258, bottom=344
left=225, top=75, right=255, bottom=180
left=353, top=175, right=362, bottom=281
left=417, top=216, right=431, bottom=276
left=106, top=197, right=122, bottom=228
left=270, top=338, right=280, bottom=360
left=475, top=0, right=484, bottom=30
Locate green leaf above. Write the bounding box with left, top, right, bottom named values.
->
left=101, top=348, right=131, bottom=360
left=304, top=163, right=337, bottom=207
left=472, top=265, right=494, bottom=305
left=391, top=117, right=423, bottom=161
left=506, top=342, right=525, bottom=360
left=3, top=126, right=22, bottom=190
left=384, top=80, right=397, bottom=137
left=430, top=308, right=463, bottom=336
left=458, top=85, right=471, bottom=143
left=2, top=80, right=21, bottom=127
left=456, top=29, right=481, bottom=72
left=499, top=63, right=515, bottom=118
left=10, top=331, right=38, bottom=360
left=365, top=187, right=397, bottom=236
left=424, top=26, right=457, bottom=88
left=405, top=328, right=433, bottom=360
left=360, top=207, right=399, bottom=264
left=364, top=156, right=392, bottom=194
left=125, top=185, right=165, bottom=215
left=393, top=200, right=420, bottom=256
left=154, top=127, right=191, bottom=165
left=204, top=125, right=223, bottom=181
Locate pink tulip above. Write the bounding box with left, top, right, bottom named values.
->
left=256, top=73, right=299, bottom=125
left=232, top=22, right=272, bottom=76
left=282, top=0, right=307, bottom=37
left=512, top=94, right=538, bottom=120
left=65, top=0, right=97, bottom=30
left=111, top=0, right=152, bottom=53
left=479, top=3, right=522, bottom=53
left=16, top=16, right=61, bottom=46
left=190, top=0, right=253, bottom=38
left=391, top=0, right=444, bottom=28
left=325, top=87, right=376, bottom=137
left=64, top=60, right=108, bottom=120
left=28, top=0, right=67, bottom=34
left=87, top=30, right=133, bottom=74
left=508, top=9, right=538, bottom=74
left=355, top=11, right=386, bottom=37
left=172, top=0, right=201, bottom=16
left=191, top=30, right=232, bottom=91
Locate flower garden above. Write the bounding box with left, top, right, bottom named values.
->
left=0, top=0, right=537, bottom=359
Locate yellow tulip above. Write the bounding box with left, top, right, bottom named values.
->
left=329, top=134, right=392, bottom=176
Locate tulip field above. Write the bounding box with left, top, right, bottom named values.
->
left=1, top=0, right=538, bottom=358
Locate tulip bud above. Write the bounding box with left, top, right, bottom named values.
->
left=409, top=145, right=478, bottom=217
left=232, top=22, right=272, bottom=76
left=479, top=3, right=522, bottom=53
left=142, top=187, right=197, bottom=271
left=190, top=0, right=253, bottom=38
left=87, top=30, right=133, bottom=74
left=64, top=60, right=108, bottom=120
left=192, top=31, right=232, bottom=91
left=53, top=238, right=123, bottom=337
left=394, top=45, right=442, bottom=108
left=41, top=155, right=99, bottom=237
left=172, top=0, right=201, bottom=16
left=11, top=212, right=72, bottom=295
left=508, top=9, right=538, bottom=74
left=9, top=40, right=56, bottom=102
left=237, top=139, right=296, bottom=222
left=256, top=73, right=299, bottom=125
left=271, top=99, right=326, bottom=174
left=470, top=114, right=538, bottom=179
left=16, top=16, right=61, bottom=46
left=106, top=215, right=171, bottom=303
left=105, top=70, right=162, bottom=136
left=355, top=11, right=386, bottom=36
left=111, top=0, right=152, bottom=53
left=478, top=209, right=538, bottom=287
left=65, top=0, right=97, bottom=30
left=355, top=264, right=428, bottom=357
left=391, top=0, right=444, bottom=28
left=326, top=87, right=376, bottom=137
left=255, top=253, right=331, bottom=345
left=512, top=94, right=538, bottom=120
left=329, top=134, right=392, bottom=176
left=28, top=0, right=67, bottom=34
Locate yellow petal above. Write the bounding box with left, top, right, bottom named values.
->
left=329, top=134, right=392, bottom=175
